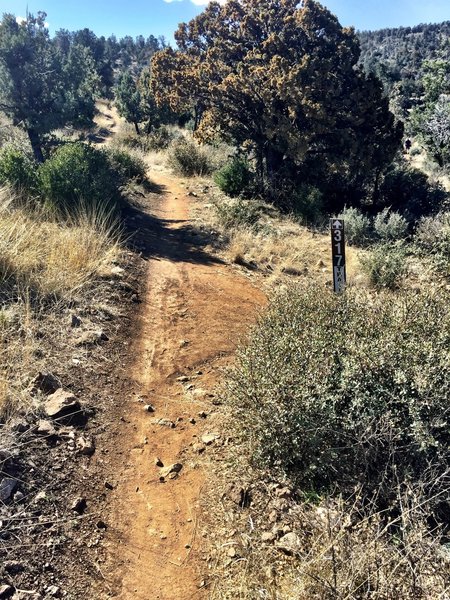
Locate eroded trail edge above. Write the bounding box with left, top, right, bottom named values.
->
left=99, top=172, right=264, bottom=599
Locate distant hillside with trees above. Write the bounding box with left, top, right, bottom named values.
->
left=359, top=22, right=450, bottom=166
left=54, top=26, right=167, bottom=97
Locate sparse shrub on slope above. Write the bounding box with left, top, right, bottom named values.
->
left=38, top=143, right=121, bottom=212
left=104, top=147, right=146, bottom=184
left=360, top=242, right=408, bottom=289
left=414, top=211, right=450, bottom=275
left=146, top=126, right=176, bottom=151
left=378, top=164, right=447, bottom=218
left=226, top=284, right=450, bottom=511
left=216, top=199, right=261, bottom=230
left=373, top=207, right=408, bottom=240
left=214, top=156, right=253, bottom=197
left=290, top=183, right=324, bottom=225
left=0, top=146, right=38, bottom=193
left=167, top=138, right=213, bottom=176
left=114, top=123, right=177, bottom=152
left=338, top=206, right=371, bottom=245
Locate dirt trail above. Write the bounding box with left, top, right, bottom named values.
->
left=99, top=170, right=264, bottom=599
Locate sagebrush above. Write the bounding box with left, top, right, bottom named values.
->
left=226, top=284, right=450, bottom=511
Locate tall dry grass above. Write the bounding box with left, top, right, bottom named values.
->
left=0, top=187, right=121, bottom=300
left=208, top=476, right=450, bottom=599
left=0, top=186, right=122, bottom=417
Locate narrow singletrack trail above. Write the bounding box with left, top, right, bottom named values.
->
left=99, top=169, right=264, bottom=599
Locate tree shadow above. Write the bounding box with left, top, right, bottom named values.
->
left=123, top=183, right=225, bottom=267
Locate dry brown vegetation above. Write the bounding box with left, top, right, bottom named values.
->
left=0, top=185, right=122, bottom=418
left=188, top=184, right=363, bottom=287
left=0, top=188, right=121, bottom=298
left=205, top=448, right=450, bottom=600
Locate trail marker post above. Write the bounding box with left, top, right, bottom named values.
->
left=330, top=219, right=346, bottom=293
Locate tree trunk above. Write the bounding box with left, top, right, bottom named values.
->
left=133, top=121, right=141, bottom=135
left=265, top=146, right=283, bottom=182
left=264, top=145, right=284, bottom=200
left=254, top=144, right=265, bottom=195
left=372, top=168, right=382, bottom=205
left=27, top=129, right=44, bottom=164
left=193, top=104, right=204, bottom=132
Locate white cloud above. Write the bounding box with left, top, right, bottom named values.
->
left=15, top=15, right=49, bottom=28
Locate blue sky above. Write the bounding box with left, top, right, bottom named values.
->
left=2, top=0, right=450, bottom=41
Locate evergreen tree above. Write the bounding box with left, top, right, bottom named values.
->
left=0, top=12, right=99, bottom=162
left=152, top=0, right=402, bottom=207
left=115, top=71, right=143, bottom=134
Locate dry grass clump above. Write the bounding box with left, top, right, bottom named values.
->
left=0, top=186, right=122, bottom=417
left=189, top=189, right=362, bottom=283
left=215, top=203, right=360, bottom=283
left=226, top=224, right=338, bottom=279
left=0, top=187, right=121, bottom=300
left=206, top=455, right=450, bottom=599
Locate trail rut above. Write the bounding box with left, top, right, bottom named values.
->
left=99, top=171, right=264, bottom=599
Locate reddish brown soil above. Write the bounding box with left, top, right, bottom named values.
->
left=97, top=172, right=264, bottom=599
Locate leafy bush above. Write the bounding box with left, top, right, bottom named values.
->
left=226, top=285, right=450, bottom=510
left=290, top=183, right=324, bottom=224
left=214, top=156, right=253, bottom=197
left=338, top=206, right=371, bottom=245
left=167, top=138, right=213, bottom=176
left=414, top=211, right=450, bottom=274
left=146, top=126, right=176, bottom=151
left=104, top=148, right=146, bottom=184
left=378, top=164, right=447, bottom=219
left=360, top=242, right=408, bottom=289
left=373, top=207, right=408, bottom=240
left=38, top=143, right=120, bottom=211
left=216, top=199, right=261, bottom=230
left=0, top=146, right=38, bottom=192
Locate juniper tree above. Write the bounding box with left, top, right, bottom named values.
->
left=152, top=0, right=402, bottom=208
left=0, top=12, right=99, bottom=162
left=115, top=71, right=143, bottom=134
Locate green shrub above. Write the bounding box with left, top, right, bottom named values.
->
left=378, top=164, right=447, bottom=219
left=146, top=126, right=176, bottom=151
left=214, top=157, right=253, bottom=197
left=167, top=138, right=213, bottom=176
left=114, top=129, right=144, bottom=151
left=338, top=206, right=371, bottom=245
left=38, top=143, right=120, bottom=211
left=0, top=146, right=38, bottom=192
left=226, top=284, right=450, bottom=510
left=360, top=242, right=408, bottom=289
left=373, top=207, right=408, bottom=240
left=414, top=211, right=450, bottom=274
left=105, top=148, right=146, bottom=184
left=216, top=199, right=261, bottom=230
left=289, top=183, right=324, bottom=224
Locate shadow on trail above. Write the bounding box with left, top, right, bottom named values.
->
left=123, top=182, right=225, bottom=267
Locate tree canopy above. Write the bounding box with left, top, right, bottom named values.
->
left=152, top=0, right=402, bottom=208
left=0, top=12, right=99, bottom=161
left=115, top=68, right=174, bottom=135
left=115, top=71, right=143, bottom=134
